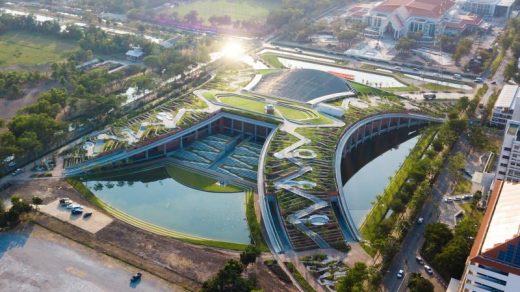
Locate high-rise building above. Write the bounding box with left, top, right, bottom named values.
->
left=459, top=180, right=520, bottom=291
left=490, top=85, right=520, bottom=128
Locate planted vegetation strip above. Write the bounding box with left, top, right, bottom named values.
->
left=66, top=178, right=248, bottom=251
left=165, top=165, right=243, bottom=193
left=259, top=53, right=285, bottom=69
left=245, top=190, right=269, bottom=252
left=284, top=262, right=316, bottom=292
left=359, top=127, right=438, bottom=241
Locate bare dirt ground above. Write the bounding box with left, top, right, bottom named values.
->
left=0, top=179, right=295, bottom=291
left=0, top=80, right=57, bottom=120
left=0, top=224, right=181, bottom=291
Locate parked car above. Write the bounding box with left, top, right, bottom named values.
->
left=83, top=212, right=93, bottom=218
left=416, top=256, right=424, bottom=265
left=453, top=74, right=462, bottom=79
left=424, top=265, right=433, bottom=275
left=417, top=217, right=424, bottom=224
left=397, top=269, right=404, bottom=278
left=71, top=208, right=83, bottom=215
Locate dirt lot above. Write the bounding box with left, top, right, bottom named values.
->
left=39, top=199, right=113, bottom=234
left=0, top=224, right=180, bottom=291
left=0, top=179, right=295, bottom=291
left=0, top=80, right=57, bottom=120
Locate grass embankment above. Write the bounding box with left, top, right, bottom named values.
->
left=285, top=262, right=316, bottom=292
left=66, top=178, right=249, bottom=251
left=165, top=165, right=242, bottom=193
left=350, top=81, right=400, bottom=100
left=0, top=31, right=78, bottom=67
left=167, top=0, right=278, bottom=24
left=359, top=128, right=437, bottom=243
left=423, top=83, right=458, bottom=91
left=259, top=54, right=285, bottom=69
left=218, top=94, right=322, bottom=122
left=245, top=190, right=269, bottom=252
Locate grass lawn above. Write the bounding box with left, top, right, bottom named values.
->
left=350, top=81, right=400, bottom=99
left=422, top=83, right=458, bottom=91
left=219, top=95, right=267, bottom=113
left=259, top=54, right=285, bottom=69
left=219, top=94, right=322, bottom=122
left=453, top=178, right=472, bottom=195
left=0, top=31, right=78, bottom=67
left=166, top=165, right=243, bottom=193
left=168, top=0, right=279, bottom=24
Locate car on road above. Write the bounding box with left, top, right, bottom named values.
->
left=424, top=265, right=433, bottom=275
left=491, top=80, right=497, bottom=85
left=397, top=269, right=404, bottom=278
left=453, top=74, right=462, bottom=79
left=413, top=67, right=419, bottom=71
left=416, top=256, right=424, bottom=265
left=131, top=272, right=142, bottom=283
left=11, top=168, right=23, bottom=176
left=474, top=77, right=483, bottom=83
left=417, top=217, right=424, bottom=224
left=83, top=212, right=93, bottom=218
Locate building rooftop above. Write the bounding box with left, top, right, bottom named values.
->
left=482, top=181, right=520, bottom=252
left=469, top=180, right=520, bottom=274
left=373, top=0, right=455, bottom=19
left=494, top=85, right=520, bottom=109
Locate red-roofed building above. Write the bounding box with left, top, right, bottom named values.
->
left=346, top=0, right=455, bottom=40
left=457, top=180, right=520, bottom=291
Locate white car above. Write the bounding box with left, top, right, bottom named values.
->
left=417, top=217, right=424, bottom=224
left=453, top=74, right=462, bottom=79
left=424, top=265, right=433, bottom=275
left=397, top=269, right=404, bottom=278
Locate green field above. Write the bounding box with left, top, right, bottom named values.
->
left=0, top=32, right=78, bottom=67
left=166, top=165, right=242, bottom=193
left=218, top=95, right=317, bottom=121
left=169, top=0, right=279, bottom=23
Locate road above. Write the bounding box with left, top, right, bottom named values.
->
left=382, top=140, right=467, bottom=292
left=0, top=225, right=181, bottom=291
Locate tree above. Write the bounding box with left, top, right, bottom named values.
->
left=239, top=245, right=260, bottom=267
left=32, top=196, right=43, bottom=205
left=337, top=262, right=368, bottom=292
left=184, top=10, right=200, bottom=24
left=408, top=273, right=434, bottom=292
left=395, top=37, right=416, bottom=54
left=422, top=223, right=453, bottom=259
left=448, top=153, right=465, bottom=183
left=453, top=38, right=473, bottom=62
left=467, top=125, right=487, bottom=150
left=137, top=24, right=146, bottom=35
left=202, top=260, right=256, bottom=292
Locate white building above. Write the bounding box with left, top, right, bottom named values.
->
left=346, top=0, right=456, bottom=40
left=490, top=85, right=520, bottom=128
left=458, top=180, right=520, bottom=292
left=495, top=120, right=520, bottom=182
left=459, top=0, right=514, bottom=18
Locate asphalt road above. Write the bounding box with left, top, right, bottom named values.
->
left=382, top=141, right=467, bottom=292
left=0, top=225, right=181, bottom=292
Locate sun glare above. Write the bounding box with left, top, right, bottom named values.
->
left=221, top=41, right=244, bottom=59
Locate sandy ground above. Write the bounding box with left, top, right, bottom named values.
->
left=0, top=80, right=57, bottom=120
left=0, top=224, right=182, bottom=291
left=0, top=179, right=295, bottom=291
left=39, top=199, right=113, bottom=234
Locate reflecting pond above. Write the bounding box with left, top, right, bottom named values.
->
left=342, top=130, right=421, bottom=228
left=84, top=168, right=250, bottom=244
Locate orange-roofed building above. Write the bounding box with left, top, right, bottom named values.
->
left=457, top=180, right=520, bottom=291
left=346, top=0, right=455, bottom=39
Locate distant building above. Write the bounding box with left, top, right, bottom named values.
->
left=459, top=0, right=514, bottom=19
left=458, top=180, right=520, bottom=292
left=490, top=85, right=520, bottom=128
left=126, top=46, right=145, bottom=62
left=496, top=120, right=520, bottom=182
left=345, top=0, right=455, bottom=40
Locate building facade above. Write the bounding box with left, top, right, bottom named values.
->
left=459, top=180, right=520, bottom=292
left=490, top=85, right=520, bottom=128
left=459, top=0, right=514, bottom=18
